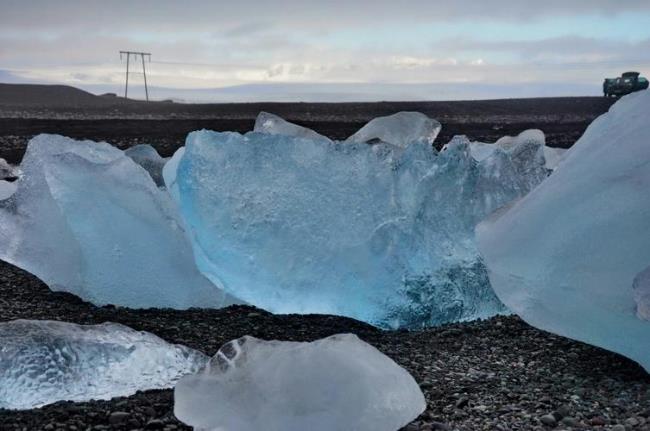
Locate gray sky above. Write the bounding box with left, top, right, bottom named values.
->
left=1, top=0, right=650, bottom=101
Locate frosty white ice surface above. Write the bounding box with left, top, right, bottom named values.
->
left=468, top=129, right=566, bottom=170
left=174, top=334, right=425, bottom=431
left=477, top=90, right=650, bottom=371
left=0, top=320, right=208, bottom=410
left=172, top=126, right=548, bottom=327
left=346, top=111, right=441, bottom=148
left=542, top=146, right=567, bottom=170
left=0, top=134, right=234, bottom=309
left=254, top=112, right=332, bottom=143
left=633, top=266, right=650, bottom=321
left=125, top=144, right=168, bottom=187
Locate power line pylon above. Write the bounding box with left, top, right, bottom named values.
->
left=119, top=51, right=151, bottom=101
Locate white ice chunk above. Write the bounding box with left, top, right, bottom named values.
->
left=477, top=90, right=650, bottom=372
left=254, top=112, right=332, bottom=143
left=0, top=134, right=235, bottom=309
left=174, top=334, right=425, bottom=431
left=468, top=142, right=495, bottom=162
left=469, top=129, right=564, bottom=170
left=0, top=320, right=208, bottom=410
left=543, top=146, right=568, bottom=170
left=346, top=111, right=441, bottom=148
left=125, top=144, right=168, bottom=187
left=172, top=128, right=548, bottom=327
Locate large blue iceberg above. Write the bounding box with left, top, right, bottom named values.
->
left=477, top=90, right=650, bottom=371
left=170, top=116, right=551, bottom=327
left=0, top=114, right=557, bottom=327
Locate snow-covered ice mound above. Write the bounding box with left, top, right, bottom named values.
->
left=346, top=111, right=441, bottom=148
left=174, top=334, right=425, bottom=431
left=477, top=90, right=650, bottom=372
left=125, top=144, right=168, bottom=187
left=254, top=111, right=332, bottom=143
left=0, top=134, right=235, bottom=309
left=170, top=122, right=549, bottom=327
left=0, top=320, right=208, bottom=410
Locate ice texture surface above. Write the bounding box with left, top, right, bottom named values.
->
left=469, top=130, right=565, bottom=170
left=346, top=111, right=441, bottom=148
left=174, top=334, right=425, bottom=431
left=125, top=144, right=168, bottom=187
left=254, top=111, right=332, bottom=143
left=0, top=134, right=233, bottom=309
left=0, top=320, right=208, bottom=410
left=477, top=90, right=650, bottom=371
left=172, top=125, right=549, bottom=327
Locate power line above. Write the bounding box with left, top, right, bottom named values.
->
left=119, top=51, right=151, bottom=101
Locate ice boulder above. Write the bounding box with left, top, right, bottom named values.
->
left=346, top=111, right=441, bottom=148
left=0, top=134, right=235, bottom=309
left=125, top=144, right=168, bottom=187
left=171, top=127, right=549, bottom=327
left=254, top=111, right=332, bottom=143
left=476, top=90, right=650, bottom=371
left=174, top=334, right=425, bottom=431
left=0, top=319, right=208, bottom=410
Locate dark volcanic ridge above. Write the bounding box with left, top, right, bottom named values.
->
left=1, top=260, right=649, bottom=431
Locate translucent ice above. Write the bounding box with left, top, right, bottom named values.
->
left=174, top=334, right=425, bottom=431
left=0, top=134, right=234, bottom=309
left=125, top=144, right=168, bottom=187
left=542, top=146, right=567, bottom=170
left=0, top=319, right=208, bottom=410
left=172, top=125, right=548, bottom=327
left=254, top=111, right=332, bottom=143
left=346, top=111, right=441, bottom=148
left=469, top=130, right=565, bottom=170
left=477, top=90, right=650, bottom=371
left=162, top=146, right=185, bottom=201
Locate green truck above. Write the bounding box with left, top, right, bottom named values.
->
left=603, top=71, right=649, bottom=97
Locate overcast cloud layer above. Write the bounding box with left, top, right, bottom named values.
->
left=1, top=0, right=649, bottom=101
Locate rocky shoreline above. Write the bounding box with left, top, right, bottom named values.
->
left=1, top=260, right=648, bottom=431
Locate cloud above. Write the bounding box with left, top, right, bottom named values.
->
left=1, top=0, right=649, bottom=99
left=2, top=0, right=650, bottom=31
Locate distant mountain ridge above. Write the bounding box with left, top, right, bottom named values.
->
left=0, top=84, right=130, bottom=107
